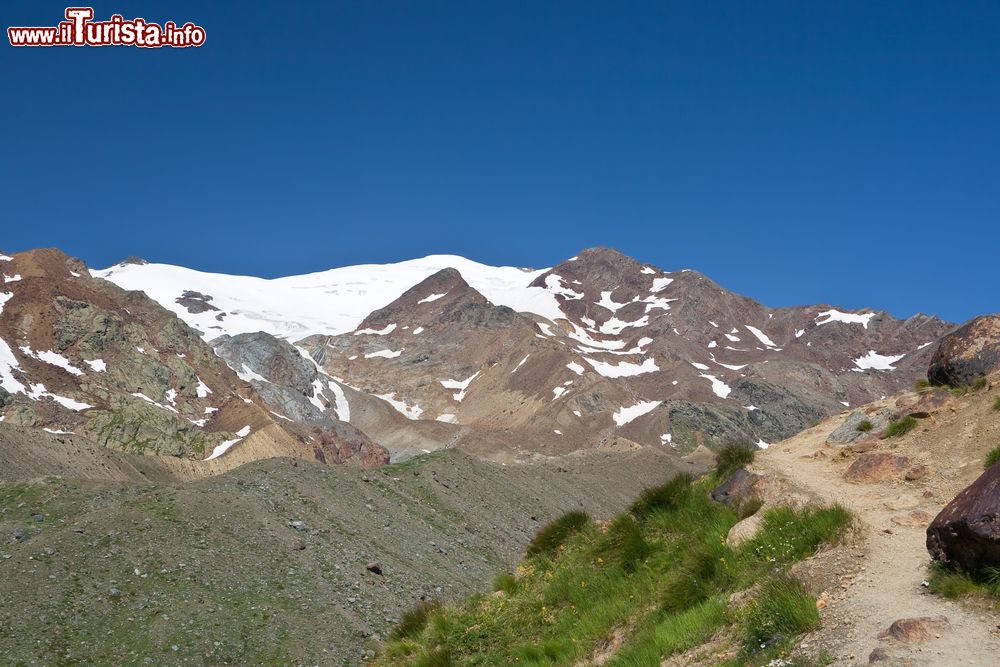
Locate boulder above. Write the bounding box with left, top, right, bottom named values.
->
left=827, top=409, right=893, bottom=444
left=844, top=452, right=910, bottom=484
left=927, top=315, right=1000, bottom=386
left=726, top=514, right=762, bottom=547
left=711, top=469, right=766, bottom=511
left=877, top=616, right=950, bottom=644
left=927, top=462, right=1000, bottom=571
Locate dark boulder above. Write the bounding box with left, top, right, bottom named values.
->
left=711, top=469, right=766, bottom=511
left=927, top=462, right=1000, bottom=571
left=927, top=315, right=1000, bottom=387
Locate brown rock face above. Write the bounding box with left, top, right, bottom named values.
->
left=877, top=616, right=950, bottom=644
left=843, top=452, right=910, bottom=483
left=927, top=462, right=1000, bottom=571
left=927, top=315, right=1000, bottom=386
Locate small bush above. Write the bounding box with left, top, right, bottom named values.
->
left=856, top=419, right=874, bottom=433
left=715, top=441, right=756, bottom=477
left=972, top=376, right=989, bottom=391
left=915, top=379, right=933, bottom=392
left=526, top=510, right=591, bottom=558
left=985, top=447, right=1000, bottom=470
left=884, top=415, right=917, bottom=438
left=391, top=599, right=442, bottom=640
left=741, top=576, right=820, bottom=656
left=629, top=474, right=693, bottom=519
left=994, top=396, right=1000, bottom=412
left=598, top=514, right=650, bottom=572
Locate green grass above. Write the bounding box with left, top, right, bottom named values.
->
left=915, top=379, right=933, bottom=392
left=993, top=396, right=1000, bottom=412
left=927, top=563, right=1000, bottom=602
left=856, top=419, right=874, bottom=433
left=883, top=415, right=918, bottom=438
left=378, top=476, right=852, bottom=666
left=629, top=473, right=693, bottom=519
left=526, top=510, right=592, bottom=558
left=985, top=446, right=1000, bottom=470
left=972, top=377, right=989, bottom=391
left=393, top=600, right=443, bottom=640
left=739, top=577, right=819, bottom=659
left=716, top=442, right=757, bottom=477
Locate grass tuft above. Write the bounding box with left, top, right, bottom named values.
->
left=598, top=514, right=650, bottom=572
left=744, top=505, right=852, bottom=564
left=715, top=441, right=757, bottom=478
left=993, top=396, right=1000, bottom=412
left=927, top=563, right=1000, bottom=600
left=914, top=379, right=933, bottom=391
left=972, top=377, right=989, bottom=391
left=985, top=446, right=1000, bottom=470
left=526, top=510, right=591, bottom=558
left=740, top=576, right=820, bottom=658
left=392, top=600, right=442, bottom=641
left=856, top=419, right=874, bottom=433
left=629, top=474, right=693, bottom=519
left=884, top=415, right=917, bottom=438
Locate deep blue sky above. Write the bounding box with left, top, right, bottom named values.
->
left=3, top=2, right=998, bottom=322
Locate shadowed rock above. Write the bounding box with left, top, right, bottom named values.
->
left=927, top=315, right=1000, bottom=386
left=927, top=462, right=1000, bottom=571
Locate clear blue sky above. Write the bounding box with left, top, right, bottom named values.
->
left=3, top=1, right=997, bottom=323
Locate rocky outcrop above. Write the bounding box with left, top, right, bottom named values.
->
left=927, top=462, right=1000, bottom=571
left=827, top=409, right=893, bottom=444
left=927, top=315, right=1000, bottom=386
left=843, top=452, right=910, bottom=483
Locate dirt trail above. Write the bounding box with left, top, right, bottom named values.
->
left=756, top=391, right=1000, bottom=666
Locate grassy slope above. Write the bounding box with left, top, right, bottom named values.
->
left=0, top=448, right=684, bottom=666
left=380, top=463, right=851, bottom=666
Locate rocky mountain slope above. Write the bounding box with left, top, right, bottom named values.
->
left=0, top=248, right=384, bottom=471
left=1, top=245, right=954, bottom=469
left=0, top=440, right=692, bottom=666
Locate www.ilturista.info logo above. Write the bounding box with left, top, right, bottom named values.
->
left=8, top=7, right=205, bottom=48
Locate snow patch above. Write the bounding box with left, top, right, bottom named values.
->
left=206, top=425, right=251, bottom=461
left=328, top=380, right=351, bottom=422
left=441, top=371, right=480, bottom=401
left=853, top=350, right=905, bottom=371
left=745, top=325, right=777, bottom=348
left=584, top=357, right=659, bottom=378
left=85, top=359, right=107, bottom=373
left=613, top=400, right=660, bottom=426
left=699, top=373, right=732, bottom=399
left=355, top=323, right=397, bottom=335
left=417, top=292, right=448, bottom=304
left=815, top=309, right=876, bottom=329
left=365, top=348, right=403, bottom=359
left=566, top=361, right=584, bottom=375
left=374, top=393, right=423, bottom=420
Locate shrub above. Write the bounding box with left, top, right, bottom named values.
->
left=985, top=446, right=1000, bottom=470
left=915, top=379, right=933, bottom=392
left=741, top=576, right=820, bottom=656
left=856, top=419, right=874, bottom=433
left=598, top=514, right=650, bottom=572
left=629, top=474, right=693, bottom=519
left=715, top=441, right=756, bottom=477
left=884, top=415, right=917, bottom=438
left=972, top=376, right=989, bottom=391
left=391, top=599, right=442, bottom=640
left=526, top=510, right=591, bottom=558
left=994, top=396, right=1000, bottom=412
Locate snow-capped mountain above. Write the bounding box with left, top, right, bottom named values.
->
left=1, top=245, right=954, bottom=468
